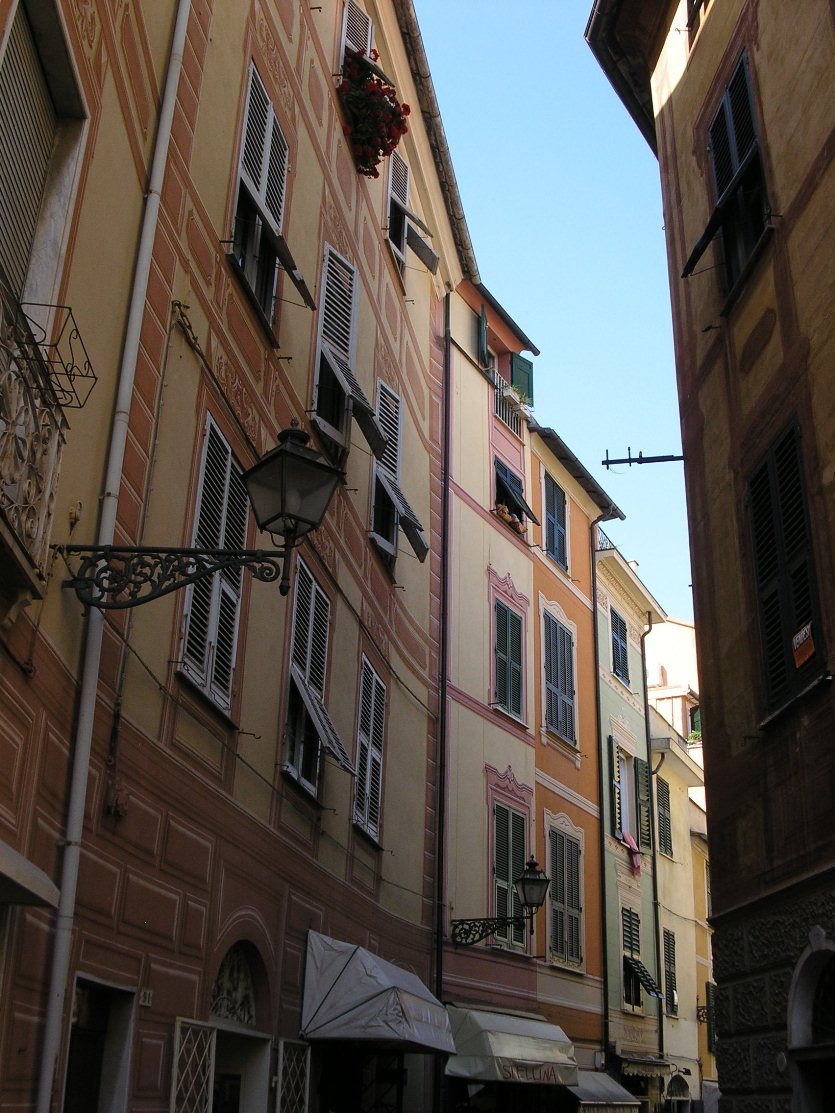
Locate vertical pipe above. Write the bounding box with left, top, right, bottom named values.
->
left=35, top=4, right=192, bottom=1109
left=641, top=610, right=665, bottom=1066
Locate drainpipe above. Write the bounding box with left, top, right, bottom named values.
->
left=590, top=519, right=611, bottom=1068
left=36, top=4, right=192, bottom=1109
left=641, top=610, right=665, bottom=1066
left=432, top=289, right=452, bottom=1113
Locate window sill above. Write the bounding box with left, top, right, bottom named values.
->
left=718, top=223, right=774, bottom=318
left=225, top=253, right=279, bottom=348
left=280, top=765, right=321, bottom=804
left=369, top=533, right=397, bottom=577
left=175, top=667, right=240, bottom=730
left=549, top=957, right=585, bottom=974
left=492, top=703, right=527, bottom=730
left=352, top=820, right=383, bottom=852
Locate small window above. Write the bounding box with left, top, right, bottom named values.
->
left=549, top=827, right=582, bottom=965
left=312, top=246, right=386, bottom=462
left=544, top=613, right=575, bottom=743
left=544, top=474, right=567, bottom=569
left=494, top=802, right=526, bottom=947
left=622, top=907, right=663, bottom=1008
left=657, top=777, right=673, bottom=857
left=354, top=658, right=386, bottom=840
left=610, top=608, right=630, bottom=683
left=386, top=151, right=438, bottom=277
left=664, top=929, right=678, bottom=1016
left=682, top=54, right=769, bottom=292
left=283, top=560, right=353, bottom=793
left=180, top=419, right=248, bottom=712
left=748, top=423, right=823, bottom=712
left=494, top=600, right=523, bottom=719
left=370, top=382, right=428, bottom=565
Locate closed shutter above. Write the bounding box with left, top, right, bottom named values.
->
left=341, top=0, right=373, bottom=61
left=321, top=247, right=355, bottom=359
left=544, top=475, right=567, bottom=569
left=565, top=835, right=582, bottom=962
left=709, top=56, right=757, bottom=202
left=544, top=614, right=574, bottom=742
left=635, top=757, right=652, bottom=850
left=354, top=658, right=385, bottom=839
left=611, top=608, right=630, bottom=682
left=239, top=64, right=288, bottom=237
left=376, top=382, right=400, bottom=478
left=622, top=907, right=640, bottom=956
left=291, top=559, right=330, bottom=696
left=749, top=424, right=821, bottom=709
left=549, top=828, right=565, bottom=958
left=495, top=601, right=523, bottom=718
left=0, top=6, right=57, bottom=294
left=494, top=803, right=526, bottom=945
left=657, top=777, right=673, bottom=856
left=549, top=828, right=582, bottom=963
left=181, top=420, right=247, bottom=710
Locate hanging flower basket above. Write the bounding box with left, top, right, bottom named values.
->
left=337, top=49, right=410, bottom=178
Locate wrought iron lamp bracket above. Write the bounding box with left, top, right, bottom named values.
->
left=58, top=544, right=289, bottom=609
left=450, top=913, right=534, bottom=947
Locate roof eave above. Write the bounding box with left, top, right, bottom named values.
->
left=585, top=0, right=658, bottom=156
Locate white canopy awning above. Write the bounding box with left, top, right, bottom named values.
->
left=0, top=840, right=59, bottom=907
left=445, top=1005, right=578, bottom=1086
left=568, top=1070, right=641, bottom=1108
left=300, top=931, right=455, bottom=1053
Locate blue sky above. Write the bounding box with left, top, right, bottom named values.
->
left=415, top=1, right=694, bottom=622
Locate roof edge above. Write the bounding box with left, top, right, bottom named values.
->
left=532, top=422, right=625, bottom=521
left=585, top=0, right=658, bottom=155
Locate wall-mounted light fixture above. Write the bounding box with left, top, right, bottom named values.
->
left=450, top=856, right=550, bottom=946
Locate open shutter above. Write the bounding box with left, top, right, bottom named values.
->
left=565, top=836, right=582, bottom=962
left=240, top=64, right=288, bottom=237
left=510, top=353, right=534, bottom=405
left=477, top=305, right=489, bottom=369
left=510, top=808, right=526, bottom=945
left=355, top=659, right=385, bottom=838
left=664, top=929, right=678, bottom=1014
left=610, top=737, right=623, bottom=837
left=657, top=777, right=673, bottom=856
left=321, top=248, right=355, bottom=359
left=342, top=0, right=373, bottom=61
left=544, top=614, right=560, bottom=733
left=611, top=609, right=630, bottom=682
left=622, top=906, right=640, bottom=955
left=495, top=601, right=509, bottom=711
left=635, top=757, right=652, bottom=851
left=508, top=608, right=523, bottom=718
left=210, top=461, right=247, bottom=705
left=0, top=6, right=57, bottom=295
left=544, top=475, right=567, bottom=569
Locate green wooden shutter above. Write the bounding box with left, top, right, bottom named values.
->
left=354, top=658, right=385, bottom=838
left=496, top=600, right=523, bottom=717
left=565, top=836, right=582, bottom=963
left=545, top=475, right=567, bottom=569
left=544, top=613, right=560, bottom=733
left=510, top=808, right=526, bottom=944
left=477, top=304, right=489, bottom=368
left=549, top=827, right=565, bottom=959
left=611, top=608, right=630, bottom=683
left=657, top=777, right=673, bottom=856
left=622, top=906, right=640, bottom=955
left=664, top=929, right=678, bottom=1015
left=635, top=757, right=652, bottom=850
left=510, top=353, right=534, bottom=405
left=558, top=623, right=575, bottom=742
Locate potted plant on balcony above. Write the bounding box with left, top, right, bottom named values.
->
left=337, top=49, right=411, bottom=178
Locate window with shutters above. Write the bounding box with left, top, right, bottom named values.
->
left=622, top=907, right=643, bottom=1008
left=354, top=657, right=386, bottom=841
left=544, top=474, right=568, bottom=570
left=385, top=151, right=439, bottom=278
left=664, top=929, right=678, bottom=1016
left=635, top=756, right=652, bottom=851
left=544, top=613, right=575, bottom=744
left=495, top=458, right=539, bottom=535
left=610, top=740, right=651, bottom=849
left=549, top=824, right=582, bottom=966
left=370, top=381, right=428, bottom=566
left=682, top=54, right=770, bottom=294
left=494, top=599, right=524, bottom=719
left=283, top=559, right=353, bottom=794
left=747, top=424, right=824, bottom=714
left=341, top=0, right=374, bottom=65
left=312, top=245, right=386, bottom=465
left=610, top=607, right=630, bottom=684
left=180, top=418, right=248, bottom=713
left=0, top=3, right=84, bottom=300
left=657, top=777, right=673, bottom=857
left=493, top=802, right=527, bottom=947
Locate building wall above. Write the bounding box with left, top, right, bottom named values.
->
left=0, top=1, right=462, bottom=1107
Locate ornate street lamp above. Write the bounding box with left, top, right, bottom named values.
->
left=450, top=856, right=550, bottom=946
left=61, top=425, right=342, bottom=608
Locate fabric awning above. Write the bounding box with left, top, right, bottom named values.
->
left=445, top=1005, right=578, bottom=1085
left=0, top=840, right=59, bottom=907
left=620, top=1055, right=672, bottom=1077
left=568, top=1070, right=641, bottom=1108
left=300, top=931, right=455, bottom=1053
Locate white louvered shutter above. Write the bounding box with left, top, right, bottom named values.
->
left=0, top=6, right=57, bottom=294
left=377, top=384, right=401, bottom=479
left=354, top=658, right=385, bottom=838
left=182, top=420, right=247, bottom=710
left=342, top=0, right=373, bottom=61
left=321, top=248, right=356, bottom=360
left=291, top=559, right=330, bottom=695
left=610, top=738, right=624, bottom=837
left=239, top=64, right=289, bottom=238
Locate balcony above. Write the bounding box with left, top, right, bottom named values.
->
left=0, top=279, right=94, bottom=626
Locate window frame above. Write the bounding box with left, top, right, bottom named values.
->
left=353, top=656, right=386, bottom=841
left=610, top=607, right=630, bottom=684
left=543, top=611, right=575, bottom=744
left=549, top=823, right=583, bottom=967
left=179, top=417, right=249, bottom=714
left=543, top=473, right=568, bottom=570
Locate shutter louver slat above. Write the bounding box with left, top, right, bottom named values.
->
left=508, top=609, right=523, bottom=718
left=264, top=118, right=289, bottom=232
